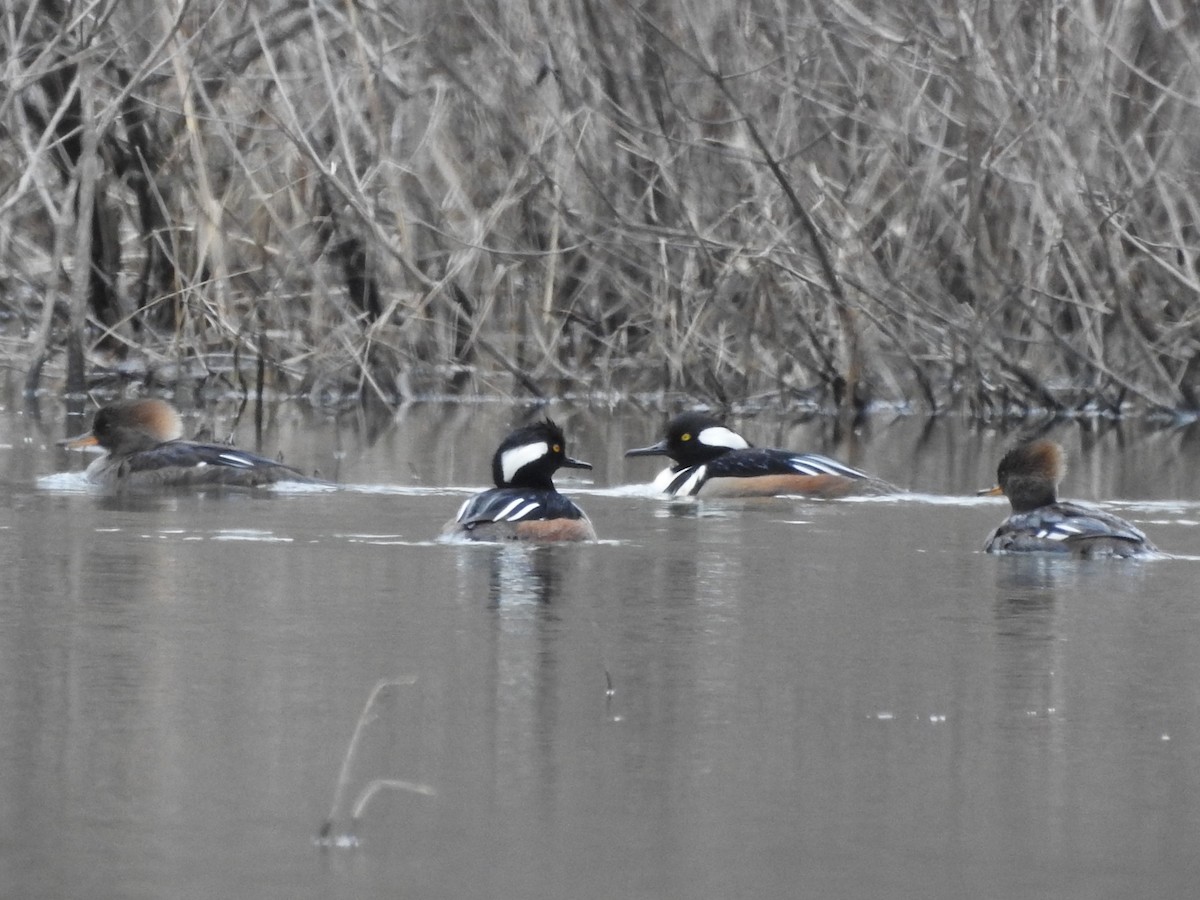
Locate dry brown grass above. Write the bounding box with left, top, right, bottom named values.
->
left=3, top=0, right=1200, bottom=417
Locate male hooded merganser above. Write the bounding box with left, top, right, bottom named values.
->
left=625, top=411, right=896, bottom=498
left=61, top=398, right=315, bottom=489
left=979, top=439, right=1157, bottom=557
left=443, top=419, right=596, bottom=542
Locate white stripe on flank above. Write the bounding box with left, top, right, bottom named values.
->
left=652, top=467, right=680, bottom=493
left=787, top=455, right=861, bottom=478
left=504, top=502, right=541, bottom=522
left=676, top=465, right=707, bottom=496
left=698, top=426, right=749, bottom=450
left=1038, top=528, right=1071, bottom=541
left=454, top=498, right=470, bottom=522
left=492, top=498, right=528, bottom=521
left=501, top=442, right=548, bottom=484
left=218, top=451, right=255, bottom=468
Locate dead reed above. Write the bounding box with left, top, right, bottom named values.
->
left=3, top=1, right=1200, bottom=417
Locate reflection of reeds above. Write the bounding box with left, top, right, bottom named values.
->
left=6, top=3, right=1200, bottom=415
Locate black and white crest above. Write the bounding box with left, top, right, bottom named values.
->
left=490, top=419, right=592, bottom=489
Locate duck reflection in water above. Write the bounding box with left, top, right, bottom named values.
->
left=485, top=545, right=560, bottom=607
left=992, top=586, right=1064, bottom=731
left=994, top=553, right=1086, bottom=593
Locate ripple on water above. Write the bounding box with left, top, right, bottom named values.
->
left=210, top=530, right=295, bottom=543
left=338, top=483, right=473, bottom=496
left=35, top=472, right=93, bottom=492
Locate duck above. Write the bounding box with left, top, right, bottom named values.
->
left=61, top=398, right=316, bottom=489
left=443, top=419, right=596, bottom=541
left=625, top=411, right=896, bottom=498
left=979, top=439, right=1157, bottom=557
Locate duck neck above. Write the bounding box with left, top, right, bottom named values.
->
left=496, top=463, right=555, bottom=491
left=1005, top=475, right=1058, bottom=513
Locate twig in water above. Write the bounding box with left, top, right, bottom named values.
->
left=315, top=677, right=425, bottom=848
left=350, top=778, right=436, bottom=822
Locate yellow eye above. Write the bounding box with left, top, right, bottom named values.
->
left=552, top=444, right=561, bottom=453
left=681, top=433, right=691, bottom=442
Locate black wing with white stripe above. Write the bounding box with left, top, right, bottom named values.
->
left=123, top=440, right=303, bottom=475
left=455, top=487, right=589, bottom=527
left=662, top=448, right=872, bottom=495
left=986, top=501, right=1153, bottom=555
left=705, top=448, right=870, bottom=480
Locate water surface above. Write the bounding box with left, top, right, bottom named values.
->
left=2, top=400, right=1199, bottom=898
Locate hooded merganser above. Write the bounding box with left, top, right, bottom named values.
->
left=61, top=398, right=316, bottom=489
left=625, top=412, right=897, bottom=498
left=443, top=419, right=596, bottom=542
left=979, top=439, right=1157, bottom=557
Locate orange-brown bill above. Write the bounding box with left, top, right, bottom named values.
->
left=59, top=431, right=99, bottom=449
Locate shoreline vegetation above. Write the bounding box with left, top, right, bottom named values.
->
left=3, top=2, right=1200, bottom=420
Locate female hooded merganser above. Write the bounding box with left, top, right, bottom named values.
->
left=443, top=419, right=596, bottom=542
left=625, top=412, right=896, bottom=498
left=61, top=398, right=315, bottom=489
left=979, top=439, right=1157, bottom=557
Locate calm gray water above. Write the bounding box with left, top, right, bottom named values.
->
left=3, top=398, right=1200, bottom=899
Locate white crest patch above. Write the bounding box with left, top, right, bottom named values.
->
left=501, top=441, right=549, bottom=484
left=697, top=426, right=749, bottom=450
